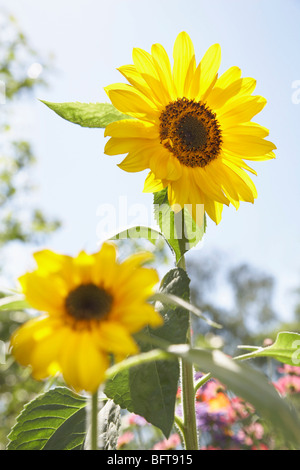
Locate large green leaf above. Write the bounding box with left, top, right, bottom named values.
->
left=153, top=188, right=206, bottom=263
left=7, top=387, right=87, bottom=450
left=168, top=344, right=300, bottom=446
left=41, top=101, right=129, bottom=128
left=237, top=331, right=300, bottom=366
left=105, top=267, right=190, bottom=437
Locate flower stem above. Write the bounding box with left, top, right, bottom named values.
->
left=177, top=254, right=198, bottom=450
left=90, top=389, right=98, bottom=450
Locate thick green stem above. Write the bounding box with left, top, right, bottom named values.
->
left=181, top=358, right=198, bottom=449
left=90, top=389, right=98, bottom=450
left=177, top=254, right=198, bottom=450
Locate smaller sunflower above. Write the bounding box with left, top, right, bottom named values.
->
left=10, top=243, right=162, bottom=393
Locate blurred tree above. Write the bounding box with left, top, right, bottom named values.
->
left=187, top=251, right=281, bottom=354
left=0, top=12, right=61, bottom=449
left=0, top=13, right=60, bottom=246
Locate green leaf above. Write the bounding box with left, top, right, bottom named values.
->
left=7, top=387, right=87, bottom=450
left=150, top=292, right=222, bottom=329
left=41, top=101, right=130, bottom=128
left=237, top=331, right=300, bottom=366
left=168, top=344, right=300, bottom=446
left=153, top=188, right=206, bottom=263
left=109, top=225, right=164, bottom=246
left=105, top=267, right=190, bottom=437
left=0, top=294, right=30, bottom=311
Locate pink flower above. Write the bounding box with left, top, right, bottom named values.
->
left=152, top=434, right=181, bottom=450
left=230, top=397, right=254, bottom=420
left=201, top=380, right=226, bottom=401
left=277, top=364, right=300, bottom=376
left=273, top=375, right=300, bottom=396
left=237, top=422, right=264, bottom=447
left=128, top=413, right=148, bottom=426
left=117, top=431, right=135, bottom=449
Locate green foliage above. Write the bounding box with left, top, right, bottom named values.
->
left=188, top=254, right=280, bottom=353
left=153, top=188, right=206, bottom=264
left=0, top=13, right=61, bottom=450
left=41, top=101, right=130, bottom=128
left=168, top=344, right=300, bottom=447
left=7, top=387, right=87, bottom=450
left=105, top=268, right=190, bottom=438
left=0, top=294, right=30, bottom=311
left=237, top=331, right=300, bottom=365
left=109, top=226, right=165, bottom=248
left=0, top=15, right=60, bottom=247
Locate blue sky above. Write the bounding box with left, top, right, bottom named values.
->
left=1, top=0, right=300, bottom=320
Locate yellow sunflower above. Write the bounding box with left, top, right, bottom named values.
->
left=10, top=243, right=162, bottom=393
left=104, top=32, right=276, bottom=225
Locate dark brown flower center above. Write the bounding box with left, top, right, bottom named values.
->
left=65, top=283, right=113, bottom=321
left=159, top=98, right=222, bottom=168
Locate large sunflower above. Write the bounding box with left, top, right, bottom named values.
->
left=104, top=32, right=276, bottom=224
left=10, top=243, right=162, bottom=393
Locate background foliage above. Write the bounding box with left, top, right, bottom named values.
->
left=0, top=13, right=61, bottom=449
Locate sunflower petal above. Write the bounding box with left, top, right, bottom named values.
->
left=173, top=32, right=196, bottom=97
left=190, top=43, right=221, bottom=99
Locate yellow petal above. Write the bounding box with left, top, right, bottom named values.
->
left=77, top=331, right=108, bottom=393
left=104, top=83, right=159, bottom=122
left=143, top=171, right=167, bottom=193
left=193, top=165, right=230, bottom=205
left=132, top=48, right=169, bottom=106
left=167, top=173, right=189, bottom=210
left=207, top=77, right=256, bottom=109
left=30, top=325, right=68, bottom=380
left=222, top=159, right=258, bottom=200
left=222, top=134, right=276, bottom=157
left=151, top=43, right=177, bottom=101
left=104, top=136, right=152, bottom=156
left=111, top=304, right=163, bottom=332
left=33, top=250, right=72, bottom=274
left=173, top=32, right=196, bottom=97
left=213, top=66, right=242, bottom=89
left=217, top=95, right=267, bottom=128
left=104, top=119, right=158, bottom=139
left=222, top=122, right=270, bottom=138
left=118, top=148, right=151, bottom=173
left=203, top=197, right=223, bottom=225
left=189, top=44, right=221, bottom=99
left=10, top=316, right=60, bottom=369
left=150, top=150, right=182, bottom=181
left=97, top=321, right=139, bottom=355
left=91, top=242, right=117, bottom=287
left=117, top=64, right=156, bottom=104
left=18, top=272, right=67, bottom=315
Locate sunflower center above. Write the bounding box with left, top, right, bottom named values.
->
left=159, top=98, right=222, bottom=168
left=177, top=114, right=208, bottom=150
left=65, top=283, right=113, bottom=321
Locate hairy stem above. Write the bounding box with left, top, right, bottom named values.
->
left=178, top=254, right=198, bottom=450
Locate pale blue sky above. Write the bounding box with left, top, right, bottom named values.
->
left=1, top=0, right=300, bottom=320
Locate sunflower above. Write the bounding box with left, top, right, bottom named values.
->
left=10, top=243, right=162, bottom=393
left=104, top=32, right=276, bottom=225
